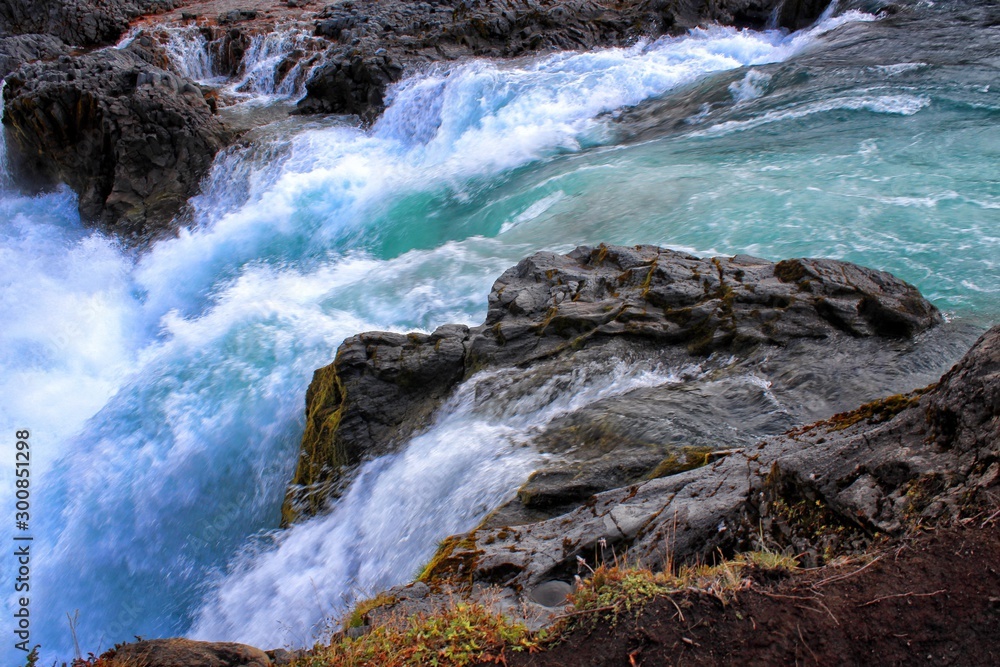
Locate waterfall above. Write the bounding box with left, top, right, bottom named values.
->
left=162, top=26, right=217, bottom=83
left=189, top=360, right=686, bottom=646
left=20, top=7, right=1000, bottom=663
left=159, top=24, right=326, bottom=101
left=231, top=28, right=325, bottom=99
left=0, top=80, right=8, bottom=187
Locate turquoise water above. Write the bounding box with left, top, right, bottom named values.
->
left=0, top=2, right=998, bottom=660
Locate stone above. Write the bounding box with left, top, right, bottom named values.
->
left=425, top=326, right=1000, bottom=590
left=111, top=638, right=271, bottom=667
left=0, top=33, right=67, bottom=78
left=295, top=0, right=826, bottom=119
left=2, top=38, right=232, bottom=240
left=0, top=0, right=175, bottom=47
left=285, top=245, right=946, bottom=522
left=529, top=580, right=574, bottom=607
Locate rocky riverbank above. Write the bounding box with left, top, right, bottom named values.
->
left=0, top=0, right=833, bottom=240
left=280, top=245, right=994, bottom=660
left=283, top=244, right=949, bottom=523
left=78, top=270, right=1000, bottom=667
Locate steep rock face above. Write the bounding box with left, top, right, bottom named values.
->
left=0, top=0, right=174, bottom=47
left=296, top=0, right=822, bottom=118
left=289, top=325, right=470, bottom=522
left=422, top=325, right=1000, bottom=595
left=285, top=244, right=942, bottom=521
left=2, top=37, right=231, bottom=240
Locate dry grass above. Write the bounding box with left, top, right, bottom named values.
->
left=570, top=547, right=799, bottom=622
left=293, top=545, right=800, bottom=666
left=294, top=598, right=550, bottom=667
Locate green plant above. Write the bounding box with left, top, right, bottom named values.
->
left=736, top=548, right=799, bottom=572
left=344, top=593, right=398, bottom=630
left=296, top=600, right=548, bottom=667
left=569, top=561, right=674, bottom=623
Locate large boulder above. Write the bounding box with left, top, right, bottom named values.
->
left=2, top=37, right=232, bottom=240
left=284, top=245, right=946, bottom=522
left=423, top=325, right=1000, bottom=591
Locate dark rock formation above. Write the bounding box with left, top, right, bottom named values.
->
left=421, top=324, right=1000, bottom=597
left=0, top=0, right=175, bottom=47
left=296, top=0, right=825, bottom=119
left=2, top=37, right=231, bottom=239
left=110, top=638, right=272, bottom=666
left=285, top=244, right=944, bottom=522
left=0, top=33, right=68, bottom=78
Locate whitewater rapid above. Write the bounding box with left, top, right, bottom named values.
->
left=2, top=4, right=998, bottom=660
left=162, top=24, right=326, bottom=100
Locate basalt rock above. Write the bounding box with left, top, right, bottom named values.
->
left=285, top=244, right=944, bottom=522
left=296, top=0, right=824, bottom=118
left=0, top=33, right=68, bottom=78
left=0, top=0, right=176, bottom=47
left=423, top=325, right=1000, bottom=593
left=2, top=37, right=232, bottom=240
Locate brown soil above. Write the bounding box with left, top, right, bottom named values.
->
left=134, top=0, right=314, bottom=30
left=503, top=520, right=1000, bottom=666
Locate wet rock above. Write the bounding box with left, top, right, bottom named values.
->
left=295, top=48, right=403, bottom=120
left=285, top=244, right=943, bottom=521
left=296, top=0, right=823, bottom=118
left=2, top=38, right=231, bottom=240
left=285, top=323, right=470, bottom=521
left=427, top=326, right=1000, bottom=589
left=779, top=0, right=833, bottom=31
left=218, top=9, right=259, bottom=24
left=111, top=638, right=271, bottom=666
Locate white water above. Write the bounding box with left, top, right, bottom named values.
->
left=0, top=81, right=9, bottom=188
left=1, top=11, right=928, bottom=660
left=232, top=28, right=325, bottom=98
left=163, top=26, right=217, bottom=82
left=190, top=361, right=683, bottom=645
left=161, top=24, right=325, bottom=101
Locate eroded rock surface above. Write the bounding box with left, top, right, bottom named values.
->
left=0, top=0, right=175, bottom=47
left=2, top=37, right=231, bottom=239
left=0, top=33, right=68, bottom=78
left=285, top=244, right=947, bottom=522
left=422, top=324, right=1000, bottom=596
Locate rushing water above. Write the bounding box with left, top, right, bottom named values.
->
left=161, top=24, right=326, bottom=102
left=1, top=0, right=998, bottom=660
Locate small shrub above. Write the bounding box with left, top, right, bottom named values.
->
left=296, top=600, right=548, bottom=667
left=569, top=562, right=675, bottom=622
left=736, top=549, right=799, bottom=572
left=344, top=593, right=398, bottom=630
